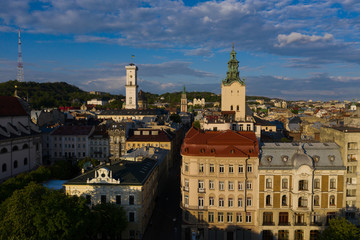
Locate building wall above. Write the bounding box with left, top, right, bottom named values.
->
left=221, top=81, right=246, bottom=121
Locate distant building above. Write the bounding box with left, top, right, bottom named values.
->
left=0, top=96, right=42, bottom=182
left=89, top=125, right=109, bottom=161
left=137, top=90, right=147, bottom=109
left=49, top=125, right=95, bottom=160
left=181, top=86, right=188, bottom=113
left=193, top=98, right=205, bottom=107
left=64, top=159, right=158, bottom=240
left=98, top=109, right=167, bottom=123
left=86, top=99, right=108, bottom=106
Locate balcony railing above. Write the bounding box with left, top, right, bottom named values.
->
left=278, top=222, right=290, bottom=226
left=198, top=188, right=206, bottom=193
left=295, top=222, right=307, bottom=226
left=262, top=222, right=275, bottom=226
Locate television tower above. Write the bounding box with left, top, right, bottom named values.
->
left=17, top=27, right=24, bottom=82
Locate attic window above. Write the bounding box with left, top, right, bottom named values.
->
left=230, top=149, right=235, bottom=154
left=328, top=155, right=335, bottom=162
left=266, top=155, right=273, bottom=162
left=313, top=155, right=320, bottom=162
left=211, top=148, right=215, bottom=153
left=282, top=155, right=288, bottom=162
left=184, top=148, right=188, bottom=153
left=200, top=148, right=205, bottom=153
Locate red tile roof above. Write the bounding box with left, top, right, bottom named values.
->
left=182, top=127, right=259, bottom=157
left=0, top=96, right=27, bottom=117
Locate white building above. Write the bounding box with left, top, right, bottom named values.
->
left=86, top=99, right=108, bottom=106
left=125, top=63, right=138, bottom=109
left=193, top=98, right=205, bottom=107
left=0, top=96, right=42, bottom=182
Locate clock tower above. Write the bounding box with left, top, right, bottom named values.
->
left=125, top=63, right=138, bottom=109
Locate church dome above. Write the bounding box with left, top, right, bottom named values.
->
left=291, top=145, right=313, bottom=169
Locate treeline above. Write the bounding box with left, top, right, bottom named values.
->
left=0, top=80, right=124, bottom=109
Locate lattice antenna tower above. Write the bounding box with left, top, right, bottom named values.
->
left=17, top=27, right=24, bottom=82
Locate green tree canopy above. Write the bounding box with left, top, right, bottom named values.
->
left=0, top=183, right=90, bottom=240
left=320, top=217, right=360, bottom=240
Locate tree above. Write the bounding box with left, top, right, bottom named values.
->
left=0, top=183, right=91, bottom=240
left=320, top=217, right=360, bottom=240
left=90, top=203, right=128, bottom=239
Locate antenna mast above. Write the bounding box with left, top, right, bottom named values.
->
left=17, top=27, right=24, bottom=82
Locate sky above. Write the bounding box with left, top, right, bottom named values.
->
left=1, top=0, right=360, bottom=101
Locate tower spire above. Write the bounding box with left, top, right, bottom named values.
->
left=17, top=27, right=24, bottom=82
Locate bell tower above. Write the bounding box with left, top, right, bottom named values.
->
left=125, top=62, right=138, bottom=109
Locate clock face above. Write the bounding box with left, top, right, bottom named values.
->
left=130, top=75, right=133, bottom=78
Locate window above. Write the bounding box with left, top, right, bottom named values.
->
left=198, top=180, right=204, bottom=191
left=266, top=178, right=272, bottom=189
left=278, top=230, right=289, bottom=240
left=129, top=212, right=135, bottom=222
left=227, top=213, right=233, bottom=223
left=184, top=163, right=188, bottom=171
left=239, top=124, right=244, bottom=131
left=219, top=181, right=224, bottom=191
left=329, top=195, right=335, bottom=206
left=228, top=181, right=234, bottom=190
left=311, top=213, right=321, bottom=225
left=330, top=179, right=336, bottom=189
left=228, top=198, right=233, bottom=207
left=246, top=212, right=252, bottom=222
left=184, top=195, right=189, bottom=205
left=238, top=181, right=243, bottom=190
left=326, top=212, right=336, bottom=225
left=2, top=163, right=6, bottom=172
left=266, top=195, right=271, bottom=206
left=238, top=165, right=244, bottom=173
left=237, top=105, right=239, bottom=111
left=314, top=179, right=320, bottom=189
left=199, top=164, right=204, bottom=173
left=0, top=147, right=7, bottom=153
left=12, top=145, right=18, bottom=151
left=209, top=197, right=214, bottom=206
left=299, top=180, right=308, bottom=191
left=247, top=164, right=252, bottom=172
left=246, top=124, right=251, bottom=131
left=295, top=213, right=305, bottom=225
left=295, top=230, right=303, bottom=240
left=246, top=181, right=252, bottom=190
left=230, top=105, right=233, bottom=110
left=116, top=195, right=121, bottom=205
left=263, top=212, right=273, bottom=225
left=129, top=195, right=134, bottom=205
left=238, top=198, right=243, bottom=207
left=24, top=158, right=28, bottom=165
left=184, top=179, right=189, bottom=190
left=210, top=164, right=214, bottom=173
left=247, top=197, right=252, bottom=206
left=208, top=212, right=214, bottom=223
left=219, top=198, right=224, bottom=207
left=209, top=180, right=214, bottom=189
left=14, top=160, right=18, bottom=169
left=314, top=195, right=320, bottom=206
left=22, top=144, right=29, bottom=149
left=279, top=212, right=289, bottom=225
left=277, top=193, right=285, bottom=206
left=229, top=165, right=234, bottom=173
left=219, top=165, right=224, bottom=173
left=282, top=178, right=288, bottom=189
left=298, top=197, right=307, bottom=208
left=310, top=230, right=320, bottom=240
left=262, top=230, right=273, bottom=240
left=218, top=212, right=224, bottom=222
left=198, top=197, right=204, bottom=207
left=101, top=195, right=106, bottom=204
left=237, top=213, right=242, bottom=222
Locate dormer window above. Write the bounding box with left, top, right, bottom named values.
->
left=266, top=155, right=272, bottom=162
left=328, top=155, right=335, bottom=162
left=230, top=149, right=235, bottom=154
left=200, top=148, right=205, bottom=153
left=313, top=155, right=320, bottom=162
left=281, top=155, right=288, bottom=162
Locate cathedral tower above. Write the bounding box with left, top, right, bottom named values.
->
left=221, top=45, right=246, bottom=121
left=181, top=86, right=188, bottom=113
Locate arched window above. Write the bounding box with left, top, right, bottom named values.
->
left=329, top=195, right=335, bottom=206
left=12, top=145, right=19, bottom=151
left=314, top=195, right=320, bottom=206
left=2, top=163, right=6, bottom=172
left=230, top=105, right=233, bottom=110
left=22, top=144, right=29, bottom=149
left=282, top=195, right=287, bottom=206
left=266, top=195, right=271, bottom=206
left=14, top=160, right=18, bottom=169
left=24, top=158, right=28, bottom=165
left=1, top=148, right=7, bottom=153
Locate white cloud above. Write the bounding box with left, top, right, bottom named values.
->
left=275, top=32, right=334, bottom=47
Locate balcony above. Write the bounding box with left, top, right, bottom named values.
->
left=295, top=222, right=307, bottom=226
left=278, top=222, right=290, bottom=226
left=198, top=188, right=206, bottom=193
left=262, top=222, right=275, bottom=226
left=183, top=186, right=189, bottom=192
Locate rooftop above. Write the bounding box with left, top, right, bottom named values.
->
left=51, top=125, right=94, bottom=136
left=0, top=96, right=28, bottom=117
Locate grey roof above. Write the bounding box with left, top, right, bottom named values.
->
left=259, top=142, right=345, bottom=170
left=64, top=159, right=157, bottom=186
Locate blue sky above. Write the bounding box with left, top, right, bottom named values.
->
left=1, top=0, right=360, bottom=101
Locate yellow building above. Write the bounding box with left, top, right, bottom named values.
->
left=181, top=128, right=260, bottom=239
left=64, top=159, right=158, bottom=240
left=258, top=143, right=345, bottom=240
